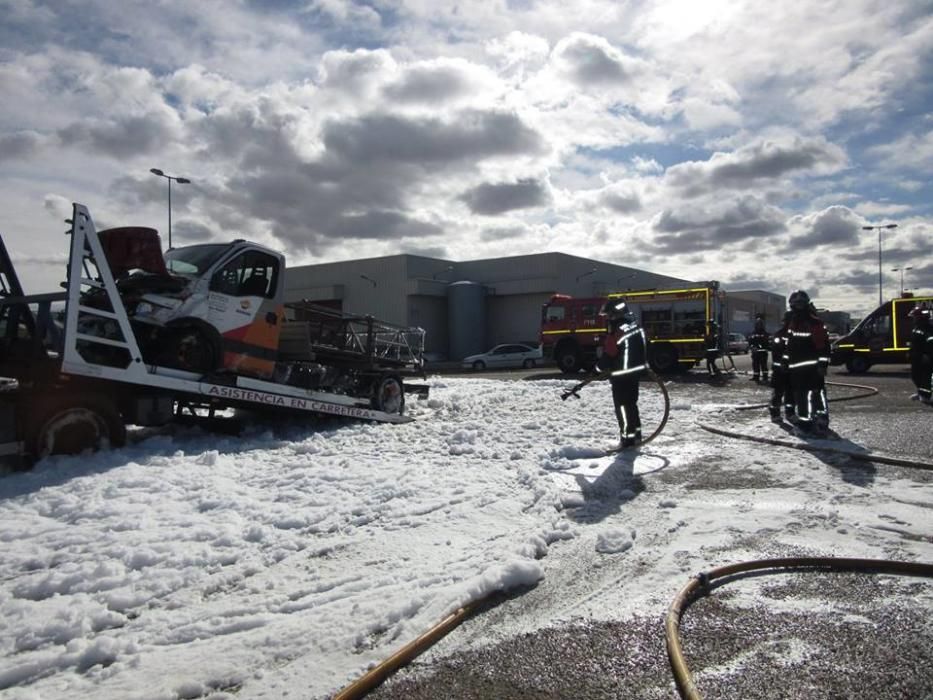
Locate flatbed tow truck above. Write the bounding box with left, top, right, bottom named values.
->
left=0, top=204, right=427, bottom=465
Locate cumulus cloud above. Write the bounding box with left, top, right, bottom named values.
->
left=651, top=194, right=786, bottom=252
left=58, top=112, right=181, bottom=159
left=460, top=178, right=550, bottom=215
left=786, top=205, right=863, bottom=248
left=0, top=131, right=45, bottom=162
left=552, top=32, right=646, bottom=86
left=665, top=136, right=848, bottom=197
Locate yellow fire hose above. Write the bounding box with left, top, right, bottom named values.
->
left=332, top=599, right=483, bottom=700
left=666, top=557, right=933, bottom=700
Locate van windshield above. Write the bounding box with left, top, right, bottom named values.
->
left=165, top=244, right=228, bottom=276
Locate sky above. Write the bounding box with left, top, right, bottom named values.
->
left=1, top=374, right=931, bottom=699
left=1, top=0, right=931, bottom=317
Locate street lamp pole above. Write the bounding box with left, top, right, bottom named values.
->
left=861, top=223, right=898, bottom=306
left=891, top=266, right=912, bottom=297
left=150, top=168, right=191, bottom=250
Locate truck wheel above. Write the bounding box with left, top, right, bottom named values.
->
left=649, top=344, right=678, bottom=374
left=28, top=395, right=126, bottom=460
left=372, top=375, right=405, bottom=415
left=555, top=344, right=582, bottom=374
left=164, top=328, right=217, bottom=374
left=845, top=357, right=871, bottom=374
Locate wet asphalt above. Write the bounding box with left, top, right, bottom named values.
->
left=366, top=360, right=933, bottom=700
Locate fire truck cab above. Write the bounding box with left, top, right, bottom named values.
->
left=831, top=293, right=933, bottom=373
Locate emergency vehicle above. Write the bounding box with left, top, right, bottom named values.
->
left=830, top=293, right=933, bottom=373
left=0, top=203, right=427, bottom=464
left=540, top=283, right=722, bottom=374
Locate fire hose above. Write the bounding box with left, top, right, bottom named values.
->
left=666, top=557, right=933, bottom=700
left=560, top=368, right=671, bottom=448
left=697, top=380, right=933, bottom=470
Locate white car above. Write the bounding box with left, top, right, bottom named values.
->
left=726, top=332, right=749, bottom=354
left=462, top=343, right=542, bottom=370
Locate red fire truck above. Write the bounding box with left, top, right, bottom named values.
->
left=540, top=283, right=723, bottom=374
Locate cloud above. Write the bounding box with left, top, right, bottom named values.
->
left=321, top=110, right=544, bottom=165
left=460, top=178, right=550, bottom=215
left=58, top=112, right=181, bottom=159
left=553, top=33, right=640, bottom=85
left=665, top=136, right=848, bottom=197
left=651, top=194, right=787, bottom=252
left=786, top=205, right=863, bottom=248
left=0, top=131, right=45, bottom=162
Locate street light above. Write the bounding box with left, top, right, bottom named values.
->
left=150, top=168, right=191, bottom=250
left=861, top=223, right=898, bottom=306
left=360, top=274, right=377, bottom=288
left=891, top=266, right=912, bottom=297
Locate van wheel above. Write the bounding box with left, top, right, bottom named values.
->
left=163, top=327, right=217, bottom=374
left=845, top=357, right=871, bottom=374
left=371, top=375, right=405, bottom=415
left=27, top=395, right=126, bottom=462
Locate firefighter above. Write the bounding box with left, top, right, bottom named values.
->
left=598, top=299, right=648, bottom=447
left=747, top=315, right=771, bottom=382
left=784, top=290, right=831, bottom=435
left=908, top=307, right=933, bottom=404
left=705, top=321, right=721, bottom=376
left=769, top=311, right=794, bottom=423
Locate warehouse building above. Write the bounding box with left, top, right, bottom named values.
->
left=285, top=252, right=784, bottom=360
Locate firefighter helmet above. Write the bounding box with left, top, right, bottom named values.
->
left=603, top=299, right=634, bottom=322
left=788, top=290, right=811, bottom=312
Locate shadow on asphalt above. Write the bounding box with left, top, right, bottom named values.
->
left=776, top=423, right=877, bottom=487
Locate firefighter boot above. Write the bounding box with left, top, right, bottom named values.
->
left=769, top=406, right=781, bottom=423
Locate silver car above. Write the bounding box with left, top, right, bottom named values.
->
left=462, top=343, right=543, bottom=370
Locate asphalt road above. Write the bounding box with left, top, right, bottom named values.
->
left=370, top=356, right=933, bottom=699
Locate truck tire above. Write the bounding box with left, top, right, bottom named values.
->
left=27, top=395, right=126, bottom=461
left=845, top=357, right=871, bottom=374
left=163, top=326, right=218, bottom=374
left=555, top=342, right=582, bottom=374
left=372, top=374, right=405, bottom=415
left=649, top=343, right=678, bottom=374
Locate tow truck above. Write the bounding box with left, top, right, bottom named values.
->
left=0, top=204, right=427, bottom=465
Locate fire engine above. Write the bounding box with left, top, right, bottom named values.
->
left=831, top=292, right=933, bottom=373
left=540, top=283, right=723, bottom=374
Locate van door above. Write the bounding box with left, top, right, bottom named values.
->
left=207, top=250, right=283, bottom=378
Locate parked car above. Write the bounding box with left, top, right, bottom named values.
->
left=726, top=332, right=749, bottom=354
left=462, top=343, right=542, bottom=370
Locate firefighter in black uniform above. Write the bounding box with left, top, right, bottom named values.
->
left=784, top=290, right=831, bottom=435
left=769, top=311, right=794, bottom=423
left=705, top=321, right=721, bottom=376
left=599, top=300, right=648, bottom=447
left=908, top=306, right=933, bottom=405
left=747, top=315, right=771, bottom=382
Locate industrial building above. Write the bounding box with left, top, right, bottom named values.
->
left=285, top=252, right=785, bottom=360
